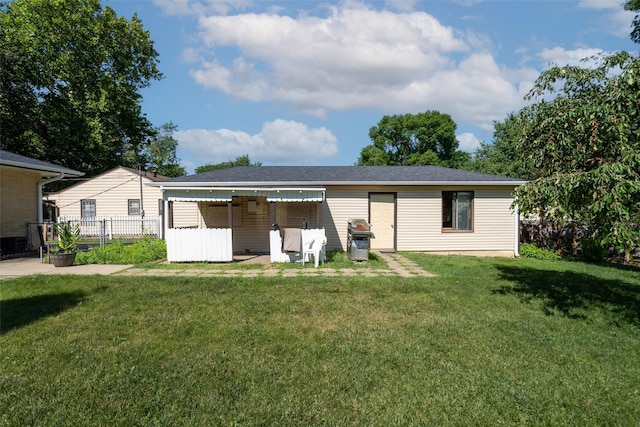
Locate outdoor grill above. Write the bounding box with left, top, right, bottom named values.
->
left=347, top=218, right=375, bottom=261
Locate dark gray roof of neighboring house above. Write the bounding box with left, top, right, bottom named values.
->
left=0, top=150, right=84, bottom=177
left=155, top=166, right=525, bottom=186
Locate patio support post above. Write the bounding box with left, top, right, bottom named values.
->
left=270, top=202, right=276, bottom=227
left=317, top=201, right=323, bottom=228
left=162, top=199, right=169, bottom=238
left=227, top=201, right=233, bottom=228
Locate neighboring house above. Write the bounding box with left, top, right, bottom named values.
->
left=147, top=166, right=526, bottom=262
left=0, top=150, right=83, bottom=254
left=47, top=166, right=198, bottom=232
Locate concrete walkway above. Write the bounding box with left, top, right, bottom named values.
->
left=0, top=256, right=132, bottom=279
left=0, top=252, right=435, bottom=279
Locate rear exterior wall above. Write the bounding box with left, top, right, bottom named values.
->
left=323, top=185, right=517, bottom=255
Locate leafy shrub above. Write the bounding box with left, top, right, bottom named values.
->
left=519, top=243, right=561, bottom=261
left=580, top=237, right=608, bottom=263
left=76, top=238, right=166, bottom=265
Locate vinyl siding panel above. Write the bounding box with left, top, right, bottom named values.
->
left=324, top=185, right=517, bottom=253
left=0, top=166, right=40, bottom=238
left=324, top=186, right=371, bottom=251
left=172, top=201, right=200, bottom=228
left=395, top=186, right=516, bottom=252
left=50, top=167, right=198, bottom=221
left=232, top=197, right=271, bottom=253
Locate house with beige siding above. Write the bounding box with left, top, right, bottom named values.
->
left=147, top=166, right=526, bottom=262
left=47, top=166, right=198, bottom=233
left=0, top=150, right=83, bottom=255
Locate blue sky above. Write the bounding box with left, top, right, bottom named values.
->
left=107, top=0, right=637, bottom=173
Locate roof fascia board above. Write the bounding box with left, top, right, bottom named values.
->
left=150, top=180, right=525, bottom=188
left=155, top=186, right=327, bottom=192
left=1, top=159, right=84, bottom=177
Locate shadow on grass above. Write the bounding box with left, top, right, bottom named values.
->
left=494, top=266, right=640, bottom=327
left=0, top=291, right=87, bottom=334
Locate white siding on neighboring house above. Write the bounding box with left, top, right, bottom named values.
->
left=48, top=167, right=198, bottom=222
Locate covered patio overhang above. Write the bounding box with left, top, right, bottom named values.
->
left=157, top=185, right=326, bottom=262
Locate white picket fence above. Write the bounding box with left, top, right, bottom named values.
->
left=57, top=216, right=161, bottom=239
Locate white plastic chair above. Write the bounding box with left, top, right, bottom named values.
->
left=302, top=235, right=327, bottom=268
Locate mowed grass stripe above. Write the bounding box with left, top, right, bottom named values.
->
left=1, top=255, right=639, bottom=426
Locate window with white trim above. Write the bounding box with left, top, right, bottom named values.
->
left=81, top=199, right=96, bottom=218
left=128, top=199, right=141, bottom=215
left=442, top=191, right=473, bottom=231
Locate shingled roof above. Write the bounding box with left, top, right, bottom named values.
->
left=0, top=150, right=84, bottom=177
left=157, top=166, right=524, bottom=187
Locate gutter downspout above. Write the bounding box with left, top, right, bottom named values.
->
left=513, top=202, right=520, bottom=258
left=38, top=173, right=65, bottom=223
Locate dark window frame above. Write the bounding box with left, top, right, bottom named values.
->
left=442, top=191, right=474, bottom=232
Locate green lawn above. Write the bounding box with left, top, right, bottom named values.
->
left=1, top=255, right=639, bottom=426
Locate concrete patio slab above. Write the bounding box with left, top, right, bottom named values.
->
left=0, top=256, right=132, bottom=279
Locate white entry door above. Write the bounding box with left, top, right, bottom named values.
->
left=369, top=193, right=396, bottom=251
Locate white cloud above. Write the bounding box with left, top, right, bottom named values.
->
left=457, top=132, right=481, bottom=153
left=166, top=1, right=615, bottom=134
left=175, top=120, right=338, bottom=166
left=578, top=0, right=635, bottom=37
left=607, top=9, right=636, bottom=37
left=183, top=1, right=543, bottom=129
left=385, top=0, right=418, bottom=12
left=538, top=47, right=605, bottom=67
left=154, top=0, right=253, bottom=16
left=577, top=0, right=621, bottom=10
left=452, top=0, right=484, bottom=6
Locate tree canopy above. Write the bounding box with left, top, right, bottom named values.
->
left=514, top=51, right=640, bottom=256
left=142, top=122, right=185, bottom=177
left=357, top=111, right=469, bottom=168
left=626, top=0, right=640, bottom=43
left=195, top=155, right=262, bottom=174
left=0, top=0, right=162, bottom=176
left=471, top=113, right=529, bottom=179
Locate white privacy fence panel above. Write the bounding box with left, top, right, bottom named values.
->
left=166, top=228, right=233, bottom=262
left=57, top=216, right=161, bottom=238
left=270, top=228, right=326, bottom=263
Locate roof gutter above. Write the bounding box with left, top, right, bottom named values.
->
left=155, top=186, right=327, bottom=192
left=149, top=180, right=526, bottom=188
left=1, top=159, right=82, bottom=176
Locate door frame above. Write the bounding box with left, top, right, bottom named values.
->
left=368, top=192, right=397, bottom=252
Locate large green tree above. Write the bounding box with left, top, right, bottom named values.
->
left=471, top=113, right=529, bottom=179
left=0, top=0, right=162, bottom=176
left=143, top=122, right=186, bottom=177
left=626, top=0, right=640, bottom=43
left=514, top=51, right=640, bottom=256
left=357, top=111, right=468, bottom=168
left=195, top=155, right=262, bottom=174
